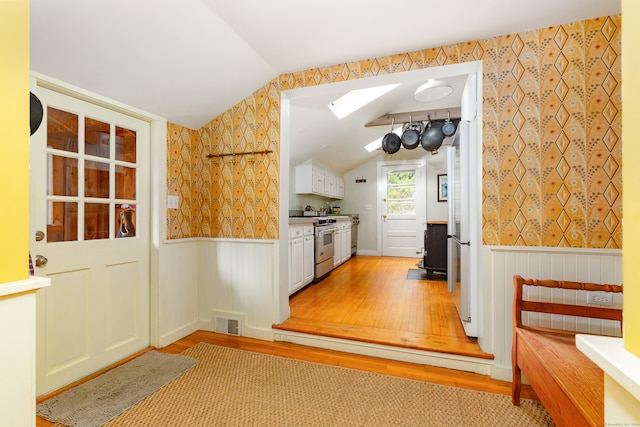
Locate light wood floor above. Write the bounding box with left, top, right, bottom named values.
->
left=274, top=256, right=492, bottom=359
left=37, top=330, right=537, bottom=426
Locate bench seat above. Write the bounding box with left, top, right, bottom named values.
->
left=511, top=275, right=622, bottom=427
left=515, top=326, right=604, bottom=426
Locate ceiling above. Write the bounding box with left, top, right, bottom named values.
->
left=30, top=0, right=621, bottom=174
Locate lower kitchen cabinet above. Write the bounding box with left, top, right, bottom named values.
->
left=289, top=236, right=303, bottom=293
left=289, top=223, right=315, bottom=295
left=303, top=234, right=314, bottom=284
left=334, top=219, right=351, bottom=268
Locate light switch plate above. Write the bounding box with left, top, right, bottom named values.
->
left=167, top=195, right=179, bottom=209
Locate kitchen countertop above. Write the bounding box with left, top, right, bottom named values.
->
left=289, top=217, right=316, bottom=224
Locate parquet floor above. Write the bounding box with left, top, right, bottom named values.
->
left=274, top=256, right=492, bottom=359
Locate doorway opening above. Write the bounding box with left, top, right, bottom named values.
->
left=278, top=61, right=484, bottom=358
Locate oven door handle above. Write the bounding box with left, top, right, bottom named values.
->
left=317, top=228, right=336, bottom=237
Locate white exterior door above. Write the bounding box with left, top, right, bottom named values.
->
left=30, top=87, right=150, bottom=395
left=380, top=162, right=426, bottom=257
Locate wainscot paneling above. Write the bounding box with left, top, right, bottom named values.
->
left=158, top=240, right=200, bottom=347
left=198, top=239, right=278, bottom=341
left=485, top=245, right=622, bottom=381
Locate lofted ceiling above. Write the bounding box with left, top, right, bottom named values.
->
left=30, top=0, right=621, bottom=173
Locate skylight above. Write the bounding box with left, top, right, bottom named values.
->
left=328, top=84, right=400, bottom=120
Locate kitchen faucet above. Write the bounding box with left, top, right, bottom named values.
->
left=321, top=201, right=332, bottom=215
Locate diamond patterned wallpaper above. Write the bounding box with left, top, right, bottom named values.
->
left=167, top=15, right=621, bottom=248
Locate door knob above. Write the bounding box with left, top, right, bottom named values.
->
left=35, top=255, right=48, bottom=267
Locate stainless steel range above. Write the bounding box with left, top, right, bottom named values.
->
left=314, top=217, right=336, bottom=280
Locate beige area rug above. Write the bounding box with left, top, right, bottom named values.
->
left=37, top=351, right=198, bottom=427
left=99, top=342, right=554, bottom=427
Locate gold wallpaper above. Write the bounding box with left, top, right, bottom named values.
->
left=167, top=15, right=621, bottom=248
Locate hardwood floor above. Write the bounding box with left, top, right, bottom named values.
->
left=36, top=256, right=514, bottom=426
left=37, top=330, right=537, bottom=426
left=274, top=255, right=492, bottom=359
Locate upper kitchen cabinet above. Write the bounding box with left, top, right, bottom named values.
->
left=295, top=161, right=344, bottom=199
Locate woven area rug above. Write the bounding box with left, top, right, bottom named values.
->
left=100, top=342, right=554, bottom=427
left=37, top=350, right=198, bottom=427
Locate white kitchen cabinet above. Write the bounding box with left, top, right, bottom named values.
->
left=334, top=219, right=351, bottom=267
left=337, top=177, right=345, bottom=199
left=303, top=234, right=314, bottom=284
left=295, top=161, right=343, bottom=200
left=289, top=222, right=315, bottom=295
left=289, top=236, right=303, bottom=293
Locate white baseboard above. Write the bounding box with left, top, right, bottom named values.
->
left=158, top=321, right=199, bottom=348
left=354, top=250, right=379, bottom=257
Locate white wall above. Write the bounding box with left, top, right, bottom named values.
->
left=0, top=278, right=49, bottom=425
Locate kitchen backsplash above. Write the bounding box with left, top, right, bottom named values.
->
left=167, top=14, right=621, bottom=249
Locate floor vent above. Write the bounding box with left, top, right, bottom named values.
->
left=215, top=317, right=240, bottom=336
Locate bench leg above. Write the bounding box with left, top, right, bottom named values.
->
left=512, top=363, right=522, bottom=406
left=512, top=334, right=521, bottom=406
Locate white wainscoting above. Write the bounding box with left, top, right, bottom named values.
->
left=157, top=240, right=200, bottom=347
left=485, top=245, right=623, bottom=381
left=198, top=239, right=279, bottom=341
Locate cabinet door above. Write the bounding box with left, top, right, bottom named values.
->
left=313, top=166, right=325, bottom=195
left=303, top=235, right=315, bottom=284
left=344, top=228, right=351, bottom=261
left=337, top=177, right=345, bottom=199
left=290, top=237, right=304, bottom=294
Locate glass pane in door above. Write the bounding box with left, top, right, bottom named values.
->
left=85, top=117, right=110, bottom=158
left=48, top=155, right=78, bottom=197
left=47, top=107, right=78, bottom=152
left=387, top=170, right=416, bottom=215
left=84, top=203, right=110, bottom=240
left=115, top=165, right=136, bottom=200
left=47, top=201, right=78, bottom=242
left=85, top=160, right=110, bottom=198
left=116, top=126, right=136, bottom=163
left=115, top=205, right=136, bottom=238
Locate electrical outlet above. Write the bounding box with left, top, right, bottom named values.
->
left=587, top=292, right=613, bottom=306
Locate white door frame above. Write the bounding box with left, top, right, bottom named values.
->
left=30, top=72, right=166, bottom=350
left=377, top=159, right=426, bottom=257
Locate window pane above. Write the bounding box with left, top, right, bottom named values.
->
left=47, top=107, right=78, bottom=152
left=116, top=126, right=136, bottom=163
left=387, top=170, right=416, bottom=216
left=84, top=203, right=110, bottom=240
left=388, top=201, right=415, bottom=215
left=85, top=160, right=110, bottom=198
left=48, top=155, right=78, bottom=196
left=116, top=165, right=136, bottom=200
left=47, top=201, right=78, bottom=242
left=85, top=117, right=110, bottom=158
left=116, top=205, right=136, bottom=238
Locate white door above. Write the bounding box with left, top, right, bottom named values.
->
left=380, top=162, right=426, bottom=257
left=30, top=87, right=150, bottom=395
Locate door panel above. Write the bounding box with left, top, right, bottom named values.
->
left=381, top=163, right=425, bottom=257
left=31, top=86, right=150, bottom=395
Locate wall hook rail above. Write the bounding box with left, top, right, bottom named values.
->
left=206, top=149, right=273, bottom=159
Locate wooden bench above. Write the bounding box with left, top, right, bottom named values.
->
left=511, top=275, right=623, bottom=427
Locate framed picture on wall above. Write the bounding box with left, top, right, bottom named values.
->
left=437, top=174, right=448, bottom=202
